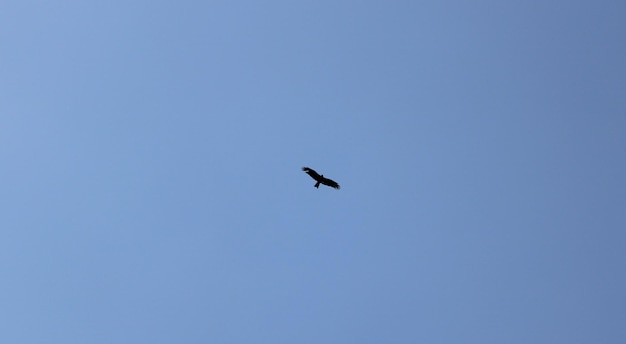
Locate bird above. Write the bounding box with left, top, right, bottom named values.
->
left=302, top=167, right=340, bottom=189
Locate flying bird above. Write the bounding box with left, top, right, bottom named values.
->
left=302, top=167, right=340, bottom=189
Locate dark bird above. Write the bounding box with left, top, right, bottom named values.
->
left=302, top=167, right=340, bottom=189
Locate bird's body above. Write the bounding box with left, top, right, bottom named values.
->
left=302, top=167, right=340, bottom=189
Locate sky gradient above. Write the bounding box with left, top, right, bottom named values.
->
left=1, top=1, right=625, bottom=343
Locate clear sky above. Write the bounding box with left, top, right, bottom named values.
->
left=1, top=1, right=625, bottom=343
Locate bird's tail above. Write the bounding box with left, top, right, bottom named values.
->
left=314, top=182, right=320, bottom=188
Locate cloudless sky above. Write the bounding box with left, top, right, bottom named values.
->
left=1, top=1, right=625, bottom=343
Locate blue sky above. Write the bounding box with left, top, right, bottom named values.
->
left=1, top=1, right=625, bottom=343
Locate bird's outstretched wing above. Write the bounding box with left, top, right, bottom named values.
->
left=320, top=176, right=340, bottom=189
left=302, top=167, right=322, bottom=181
